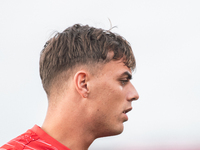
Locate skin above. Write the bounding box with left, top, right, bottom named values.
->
left=42, top=58, right=139, bottom=150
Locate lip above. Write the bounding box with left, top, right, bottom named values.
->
left=123, top=107, right=132, bottom=114
left=122, top=107, right=132, bottom=121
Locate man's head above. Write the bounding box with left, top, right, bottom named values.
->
left=40, top=24, right=139, bottom=138
left=40, top=24, right=136, bottom=96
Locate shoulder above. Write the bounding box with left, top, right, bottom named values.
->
left=0, top=129, right=39, bottom=150
left=0, top=125, right=69, bottom=150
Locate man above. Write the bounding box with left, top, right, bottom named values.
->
left=0, top=24, right=139, bottom=150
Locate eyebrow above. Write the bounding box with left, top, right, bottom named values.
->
left=121, top=71, right=132, bottom=80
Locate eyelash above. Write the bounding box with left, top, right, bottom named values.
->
left=120, top=79, right=129, bottom=85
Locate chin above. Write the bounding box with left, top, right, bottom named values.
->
left=113, top=122, right=124, bottom=134
left=103, top=124, right=124, bottom=137
left=114, top=126, right=124, bottom=135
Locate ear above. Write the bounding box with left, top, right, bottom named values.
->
left=74, top=71, right=89, bottom=98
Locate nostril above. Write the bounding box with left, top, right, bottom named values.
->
left=130, top=97, right=138, bottom=101
left=134, top=94, right=139, bottom=101
left=128, top=93, right=139, bottom=101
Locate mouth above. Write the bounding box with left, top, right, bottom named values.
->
left=123, top=107, right=132, bottom=114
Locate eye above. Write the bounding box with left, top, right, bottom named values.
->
left=120, top=79, right=129, bottom=86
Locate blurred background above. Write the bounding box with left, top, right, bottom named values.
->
left=0, top=0, right=200, bottom=150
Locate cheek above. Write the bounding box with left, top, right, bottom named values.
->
left=103, top=85, right=124, bottom=108
left=90, top=79, right=125, bottom=109
left=119, top=85, right=123, bottom=91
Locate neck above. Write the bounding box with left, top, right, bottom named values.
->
left=41, top=97, right=96, bottom=150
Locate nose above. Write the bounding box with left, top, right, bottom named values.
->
left=127, top=84, right=139, bottom=102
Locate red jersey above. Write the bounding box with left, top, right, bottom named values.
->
left=0, top=125, right=70, bottom=150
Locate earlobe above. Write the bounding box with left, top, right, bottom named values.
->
left=74, top=71, right=89, bottom=98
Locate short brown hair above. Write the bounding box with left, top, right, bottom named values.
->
left=40, top=24, right=136, bottom=94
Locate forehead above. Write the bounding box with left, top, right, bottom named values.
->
left=98, top=59, right=132, bottom=78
